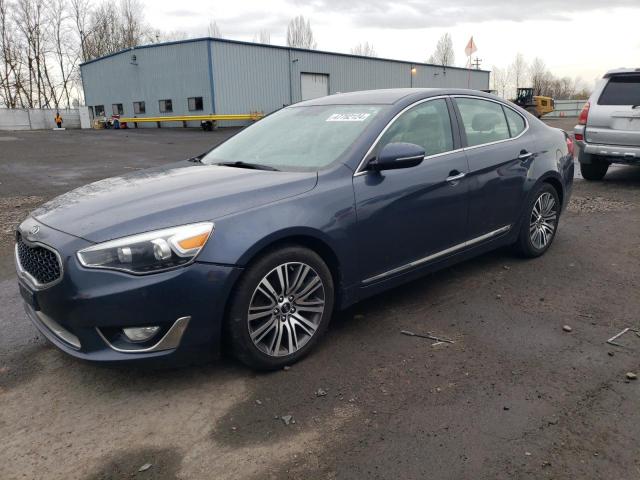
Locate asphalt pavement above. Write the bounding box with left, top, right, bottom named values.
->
left=1, top=121, right=639, bottom=479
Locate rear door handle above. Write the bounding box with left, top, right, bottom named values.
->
left=518, top=150, right=534, bottom=160
left=446, top=171, right=466, bottom=183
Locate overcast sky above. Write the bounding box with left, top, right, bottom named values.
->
left=144, top=0, right=640, bottom=88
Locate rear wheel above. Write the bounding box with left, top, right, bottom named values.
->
left=514, top=184, right=560, bottom=258
left=226, top=246, right=334, bottom=370
left=580, top=161, right=609, bottom=181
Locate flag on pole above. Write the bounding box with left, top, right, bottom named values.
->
left=464, top=36, right=477, bottom=57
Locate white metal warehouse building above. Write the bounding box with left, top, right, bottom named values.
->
left=80, top=37, right=490, bottom=125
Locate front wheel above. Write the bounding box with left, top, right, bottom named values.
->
left=226, top=246, right=334, bottom=370
left=514, top=184, right=560, bottom=258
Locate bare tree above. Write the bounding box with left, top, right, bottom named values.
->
left=530, top=57, right=553, bottom=96
left=510, top=52, right=528, bottom=92
left=120, top=0, right=145, bottom=48
left=253, top=29, right=270, bottom=44
left=427, top=33, right=454, bottom=67
left=351, top=42, right=376, bottom=57
left=286, top=15, right=316, bottom=49
left=491, top=65, right=510, bottom=98
left=207, top=20, right=221, bottom=38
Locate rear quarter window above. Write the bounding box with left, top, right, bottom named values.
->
left=598, top=75, right=640, bottom=106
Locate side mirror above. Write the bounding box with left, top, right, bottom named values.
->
left=368, top=142, right=425, bottom=171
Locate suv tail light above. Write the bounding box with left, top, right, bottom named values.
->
left=566, top=135, right=575, bottom=157
left=578, top=101, right=590, bottom=125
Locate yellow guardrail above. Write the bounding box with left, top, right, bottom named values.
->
left=119, top=113, right=263, bottom=123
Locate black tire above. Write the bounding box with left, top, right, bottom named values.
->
left=580, top=161, right=609, bottom=181
left=226, top=245, right=334, bottom=370
left=514, top=183, right=560, bottom=258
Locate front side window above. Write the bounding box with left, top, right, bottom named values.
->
left=456, top=98, right=510, bottom=147
left=133, top=101, right=146, bottom=114
left=504, top=107, right=526, bottom=137
left=202, top=104, right=384, bottom=171
left=598, top=75, right=640, bottom=106
left=376, top=98, right=454, bottom=157
left=112, top=103, right=123, bottom=115
left=159, top=99, right=173, bottom=113
left=188, top=97, right=203, bottom=111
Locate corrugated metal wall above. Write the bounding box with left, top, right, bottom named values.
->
left=81, top=40, right=212, bottom=127
left=81, top=38, right=490, bottom=127
left=211, top=42, right=291, bottom=115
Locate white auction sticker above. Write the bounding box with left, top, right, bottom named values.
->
left=326, top=113, right=371, bottom=122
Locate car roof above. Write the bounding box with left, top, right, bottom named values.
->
left=295, top=88, right=498, bottom=106
left=604, top=68, right=640, bottom=77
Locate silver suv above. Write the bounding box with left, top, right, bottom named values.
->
left=574, top=68, right=640, bottom=180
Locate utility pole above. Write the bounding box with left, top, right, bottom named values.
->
left=472, top=57, right=483, bottom=70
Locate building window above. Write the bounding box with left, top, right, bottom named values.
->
left=133, top=101, right=146, bottom=114
left=188, top=96, right=203, bottom=111
left=112, top=103, right=124, bottom=115
left=94, top=105, right=105, bottom=116
left=88, top=106, right=94, bottom=117
left=159, top=99, right=173, bottom=113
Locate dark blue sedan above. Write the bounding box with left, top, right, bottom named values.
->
left=15, top=89, right=574, bottom=369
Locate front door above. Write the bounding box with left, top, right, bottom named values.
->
left=353, top=97, right=470, bottom=284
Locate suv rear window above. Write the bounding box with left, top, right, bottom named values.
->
left=598, top=75, right=640, bottom=106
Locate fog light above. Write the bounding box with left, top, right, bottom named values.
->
left=122, top=326, right=160, bottom=342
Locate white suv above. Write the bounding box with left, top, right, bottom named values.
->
left=574, top=68, right=640, bottom=180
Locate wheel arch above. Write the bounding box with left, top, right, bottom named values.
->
left=231, top=228, right=344, bottom=308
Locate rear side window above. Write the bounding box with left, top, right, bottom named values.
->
left=377, top=98, right=454, bottom=157
left=504, top=107, right=526, bottom=137
left=455, top=98, right=510, bottom=147
left=598, top=75, right=640, bottom=105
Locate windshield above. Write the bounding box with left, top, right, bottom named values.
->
left=202, top=104, right=384, bottom=171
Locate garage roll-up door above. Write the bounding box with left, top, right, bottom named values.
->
left=301, top=73, right=329, bottom=101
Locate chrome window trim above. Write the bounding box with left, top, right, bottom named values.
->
left=15, top=240, right=64, bottom=291
left=96, top=316, right=191, bottom=353
left=354, top=95, right=454, bottom=176
left=362, top=225, right=511, bottom=285
left=354, top=94, right=531, bottom=177
left=452, top=94, right=530, bottom=151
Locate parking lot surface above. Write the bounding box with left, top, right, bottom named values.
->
left=1, top=123, right=639, bottom=479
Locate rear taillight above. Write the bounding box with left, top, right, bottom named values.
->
left=578, top=101, right=590, bottom=125
left=566, top=136, right=575, bottom=156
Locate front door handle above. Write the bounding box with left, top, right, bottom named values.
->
left=446, top=171, right=466, bottom=183
left=518, top=150, right=534, bottom=160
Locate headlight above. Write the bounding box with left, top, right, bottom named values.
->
left=77, top=222, right=214, bottom=274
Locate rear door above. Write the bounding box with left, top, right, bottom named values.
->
left=587, top=74, right=640, bottom=147
left=453, top=96, right=536, bottom=239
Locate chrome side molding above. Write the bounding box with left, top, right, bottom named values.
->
left=363, top=225, right=511, bottom=285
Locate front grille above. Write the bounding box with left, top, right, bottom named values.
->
left=16, top=233, right=62, bottom=286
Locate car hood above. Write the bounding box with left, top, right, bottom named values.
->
left=32, top=162, right=318, bottom=243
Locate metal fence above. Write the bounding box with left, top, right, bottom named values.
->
left=544, top=100, right=587, bottom=118
left=0, top=108, right=86, bottom=130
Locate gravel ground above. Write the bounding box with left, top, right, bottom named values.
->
left=1, top=123, right=639, bottom=480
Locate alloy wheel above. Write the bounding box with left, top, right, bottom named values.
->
left=529, top=192, right=557, bottom=250
left=247, top=262, right=326, bottom=357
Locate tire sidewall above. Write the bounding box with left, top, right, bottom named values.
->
left=226, top=246, right=334, bottom=370
left=518, top=184, right=560, bottom=257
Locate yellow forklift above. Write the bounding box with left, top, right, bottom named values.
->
left=512, top=88, right=554, bottom=118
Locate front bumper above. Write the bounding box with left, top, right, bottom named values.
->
left=16, top=219, right=242, bottom=365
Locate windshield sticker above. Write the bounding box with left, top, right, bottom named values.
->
left=326, top=113, right=371, bottom=122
